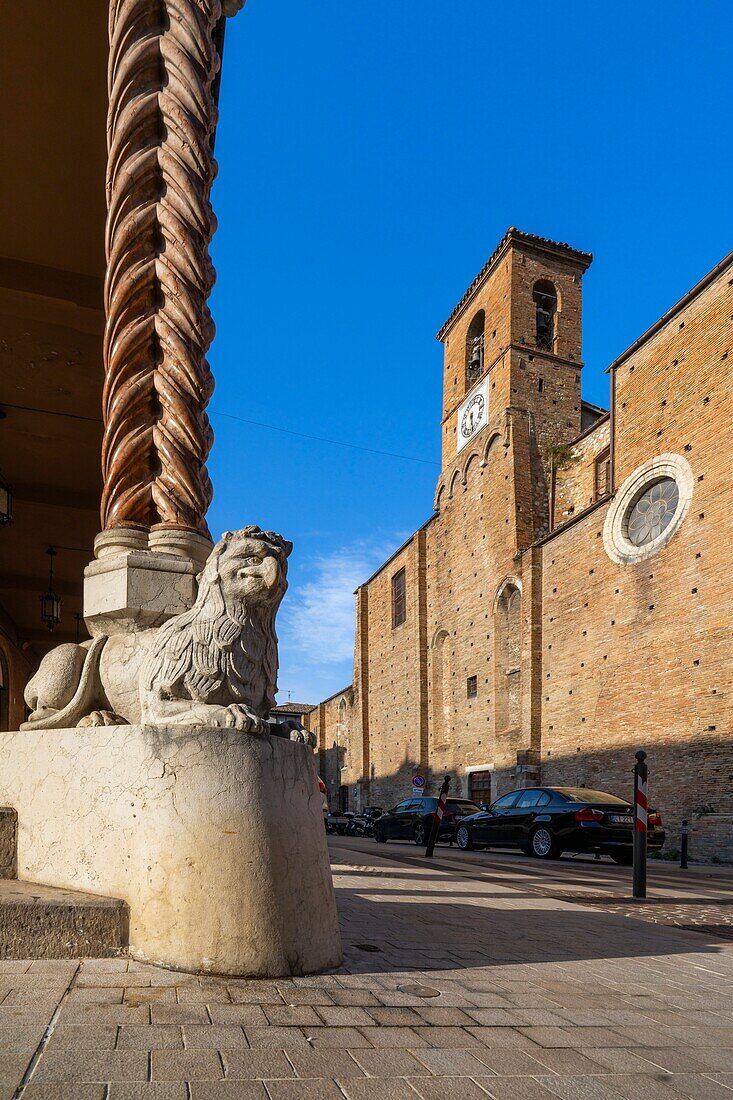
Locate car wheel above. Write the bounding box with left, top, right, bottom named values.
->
left=610, top=851, right=633, bottom=865
left=456, top=825, right=473, bottom=851
left=530, top=826, right=560, bottom=860
left=413, top=821, right=426, bottom=845
left=375, top=829, right=387, bottom=843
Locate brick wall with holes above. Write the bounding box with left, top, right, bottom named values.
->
left=540, top=264, right=733, bottom=844
left=352, top=536, right=427, bottom=807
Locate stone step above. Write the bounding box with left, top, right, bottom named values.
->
left=0, top=807, right=17, bottom=879
left=0, top=880, right=128, bottom=959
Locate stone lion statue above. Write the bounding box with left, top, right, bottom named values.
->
left=22, top=527, right=312, bottom=742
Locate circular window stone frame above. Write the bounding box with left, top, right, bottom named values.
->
left=603, top=453, right=694, bottom=565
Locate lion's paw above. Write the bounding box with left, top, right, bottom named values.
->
left=226, top=704, right=267, bottom=735
left=77, top=710, right=127, bottom=727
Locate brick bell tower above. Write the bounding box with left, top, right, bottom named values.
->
left=436, top=227, right=592, bottom=541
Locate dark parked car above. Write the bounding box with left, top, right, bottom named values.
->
left=454, top=786, right=665, bottom=862
left=374, top=797, right=482, bottom=846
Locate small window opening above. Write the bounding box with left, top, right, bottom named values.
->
left=465, top=310, right=485, bottom=388
left=594, top=447, right=611, bottom=499
left=466, top=675, right=478, bottom=699
left=391, top=567, right=406, bottom=628
left=533, top=280, right=557, bottom=352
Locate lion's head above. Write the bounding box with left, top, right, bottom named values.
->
left=200, top=527, right=292, bottom=624
left=143, top=526, right=292, bottom=717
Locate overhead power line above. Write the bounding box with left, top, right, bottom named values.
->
left=0, top=401, right=439, bottom=469
left=211, top=409, right=440, bottom=467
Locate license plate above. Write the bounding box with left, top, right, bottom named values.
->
left=609, top=814, right=633, bottom=824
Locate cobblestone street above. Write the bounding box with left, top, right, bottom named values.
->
left=1, top=839, right=732, bottom=1098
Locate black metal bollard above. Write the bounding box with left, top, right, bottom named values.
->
left=425, top=775, right=450, bottom=859
left=632, top=749, right=648, bottom=899
left=680, top=819, right=689, bottom=870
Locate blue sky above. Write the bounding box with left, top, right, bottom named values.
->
left=206, top=0, right=732, bottom=704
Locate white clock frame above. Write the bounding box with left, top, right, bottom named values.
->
left=456, top=377, right=489, bottom=454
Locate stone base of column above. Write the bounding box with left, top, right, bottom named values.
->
left=148, top=526, right=213, bottom=569
left=0, top=725, right=342, bottom=976
left=84, top=528, right=214, bottom=636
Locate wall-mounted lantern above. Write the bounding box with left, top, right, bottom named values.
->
left=40, top=546, right=62, bottom=631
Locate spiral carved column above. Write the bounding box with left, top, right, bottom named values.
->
left=100, top=0, right=241, bottom=552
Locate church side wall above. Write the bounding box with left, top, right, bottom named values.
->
left=541, top=266, right=733, bottom=843
left=358, top=538, right=425, bottom=808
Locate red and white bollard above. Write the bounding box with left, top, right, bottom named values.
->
left=425, top=775, right=450, bottom=858
left=633, top=749, right=648, bottom=898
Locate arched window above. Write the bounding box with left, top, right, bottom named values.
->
left=465, top=310, right=485, bottom=387
left=337, top=697, right=347, bottom=772
left=533, top=281, right=557, bottom=352
left=494, top=582, right=522, bottom=733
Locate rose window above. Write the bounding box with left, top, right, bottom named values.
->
left=625, top=477, right=679, bottom=547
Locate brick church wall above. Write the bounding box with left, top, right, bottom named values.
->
left=541, top=265, right=733, bottom=840
left=309, top=231, right=733, bottom=854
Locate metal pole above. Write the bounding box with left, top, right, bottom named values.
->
left=632, top=749, right=648, bottom=899
left=425, top=775, right=450, bottom=859
left=680, top=819, right=689, bottom=870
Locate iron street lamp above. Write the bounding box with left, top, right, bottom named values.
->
left=40, top=546, right=62, bottom=631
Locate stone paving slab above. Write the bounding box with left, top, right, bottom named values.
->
left=0, top=842, right=732, bottom=1097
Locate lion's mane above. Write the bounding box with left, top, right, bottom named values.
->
left=141, top=527, right=291, bottom=718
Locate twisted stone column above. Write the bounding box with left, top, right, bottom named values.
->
left=101, top=0, right=239, bottom=548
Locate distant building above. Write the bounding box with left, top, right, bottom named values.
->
left=305, top=228, right=732, bottom=851
left=271, top=702, right=316, bottom=725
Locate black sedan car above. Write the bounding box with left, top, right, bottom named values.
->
left=374, top=796, right=481, bottom=845
left=454, top=786, right=665, bottom=862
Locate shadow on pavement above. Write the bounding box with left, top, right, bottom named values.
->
left=332, top=857, right=727, bottom=972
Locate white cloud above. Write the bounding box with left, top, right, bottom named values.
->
left=276, top=537, right=401, bottom=704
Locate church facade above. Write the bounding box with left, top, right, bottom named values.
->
left=306, top=228, right=733, bottom=850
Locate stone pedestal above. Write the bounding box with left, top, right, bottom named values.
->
left=84, top=551, right=201, bottom=635
left=0, top=727, right=342, bottom=976
left=83, top=527, right=214, bottom=636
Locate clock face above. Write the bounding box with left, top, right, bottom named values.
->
left=461, top=393, right=485, bottom=439
left=456, top=378, right=489, bottom=454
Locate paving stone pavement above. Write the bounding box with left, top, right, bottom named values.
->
left=1, top=841, right=732, bottom=1099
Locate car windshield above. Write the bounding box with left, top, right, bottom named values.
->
left=551, top=788, right=630, bottom=805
